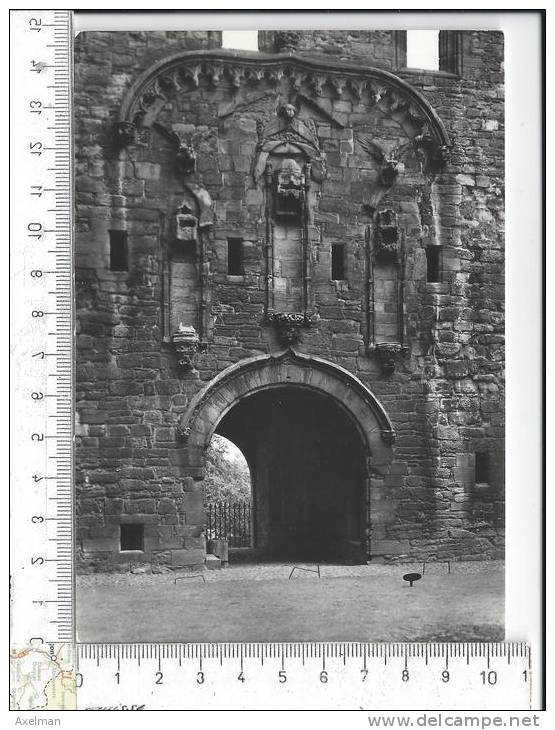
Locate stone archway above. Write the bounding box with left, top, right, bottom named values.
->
left=178, top=348, right=394, bottom=561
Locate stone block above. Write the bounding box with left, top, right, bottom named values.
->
left=205, top=554, right=222, bottom=570
left=171, top=548, right=205, bottom=568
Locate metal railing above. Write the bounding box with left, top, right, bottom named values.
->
left=206, top=501, right=252, bottom=548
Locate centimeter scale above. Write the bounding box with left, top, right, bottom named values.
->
left=9, top=10, right=531, bottom=712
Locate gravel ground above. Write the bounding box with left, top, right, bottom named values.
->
left=77, top=561, right=504, bottom=644
left=77, top=559, right=503, bottom=587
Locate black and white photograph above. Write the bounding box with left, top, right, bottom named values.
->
left=74, top=26, right=507, bottom=644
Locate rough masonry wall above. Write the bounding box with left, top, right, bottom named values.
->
left=258, top=30, right=404, bottom=69
left=75, top=30, right=504, bottom=571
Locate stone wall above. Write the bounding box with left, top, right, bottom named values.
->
left=75, top=30, right=504, bottom=571
left=258, top=30, right=405, bottom=70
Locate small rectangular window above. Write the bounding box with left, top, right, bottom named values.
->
left=331, top=244, right=345, bottom=280
left=475, top=453, right=490, bottom=485
left=109, top=230, right=128, bottom=271
left=120, top=523, right=144, bottom=551
left=227, top=238, right=243, bottom=275
left=426, top=245, right=441, bottom=282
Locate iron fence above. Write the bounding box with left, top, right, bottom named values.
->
left=206, top=501, right=252, bottom=548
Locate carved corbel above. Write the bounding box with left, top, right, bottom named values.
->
left=329, top=76, right=346, bottom=97
left=311, top=73, right=326, bottom=97
left=430, top=144, right=449, bottom=172
left=379, top=159, right=402, bottom=188
left=414, top=134, right=449, bottom=174
left=266, top=68, right=284, bottom=86
left=181, top=64, right=201, bottom=88
left=266, top=311, right=318, bottom=346
left=175, top=142, right=196, bottom=176
left=227, top=66, right=244, bottom=88
left=206, top=63, right=223, bottom=86
left=176, top=423, right=191, bottom=441
left=172, top=325, right=200, bottom=371
left=290, top=71, right=306, bottom=91
left=113, top=121, right=137, bottom=147
left=357, top=136, right=403, bottom=190
left=245, top=67, right=264, bottom=85
left=348, top=79, right=366, bottom=101
left=374, top=343, right=408, bottom=376
left=167, top=130, right=196, bottom=176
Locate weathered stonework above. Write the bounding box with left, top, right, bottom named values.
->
left=75, top=30, right=504, bottom=571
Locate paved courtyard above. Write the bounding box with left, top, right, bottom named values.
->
left=76, top=560, right=504, bottom=644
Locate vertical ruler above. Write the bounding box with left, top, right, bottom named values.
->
left=10, top=10, right=74, bottom=644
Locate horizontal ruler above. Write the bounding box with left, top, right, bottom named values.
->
left=74, top=642, right=531, bottom=710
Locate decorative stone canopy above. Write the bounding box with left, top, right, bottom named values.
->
left=115, top=50, right=450, bottom=165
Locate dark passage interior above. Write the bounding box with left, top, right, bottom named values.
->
left=215, top=387, right=367, bottom=562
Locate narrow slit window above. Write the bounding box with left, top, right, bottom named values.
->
left=426, top=245, right=441, bottom=282
left=109, top=230, right=128, bottom=271
left=331, top=244, right=345, bottom=280
left=120, top=523, right=144, bottom=551
left=227, top=238, right=243, bottom=275
left=475, top=453, right=490, bottom=485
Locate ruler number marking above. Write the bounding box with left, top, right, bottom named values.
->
left=28, top=222, right=43, bottom=239
left=480, top=670, right=498, bottom=685
left=13, top=10, right=74, bottom=643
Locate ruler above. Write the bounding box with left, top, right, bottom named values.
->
left=10, top=9, right=74, bottom=644
left=74, top=642, right=531, bottom=710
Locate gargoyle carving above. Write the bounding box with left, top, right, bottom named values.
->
left=357, top=136, right=405, bottom=189
left=167, top=130, right=196, bottom=176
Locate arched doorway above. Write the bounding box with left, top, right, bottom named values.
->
left=179, top=349, right=395, bottom=563
left=215, top=386, right=366, bottom=561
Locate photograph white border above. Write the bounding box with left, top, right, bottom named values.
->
left=7, top=5, right=546, bottom=717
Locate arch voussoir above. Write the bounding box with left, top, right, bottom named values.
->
left=179, top=349, right=395, bottom=454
